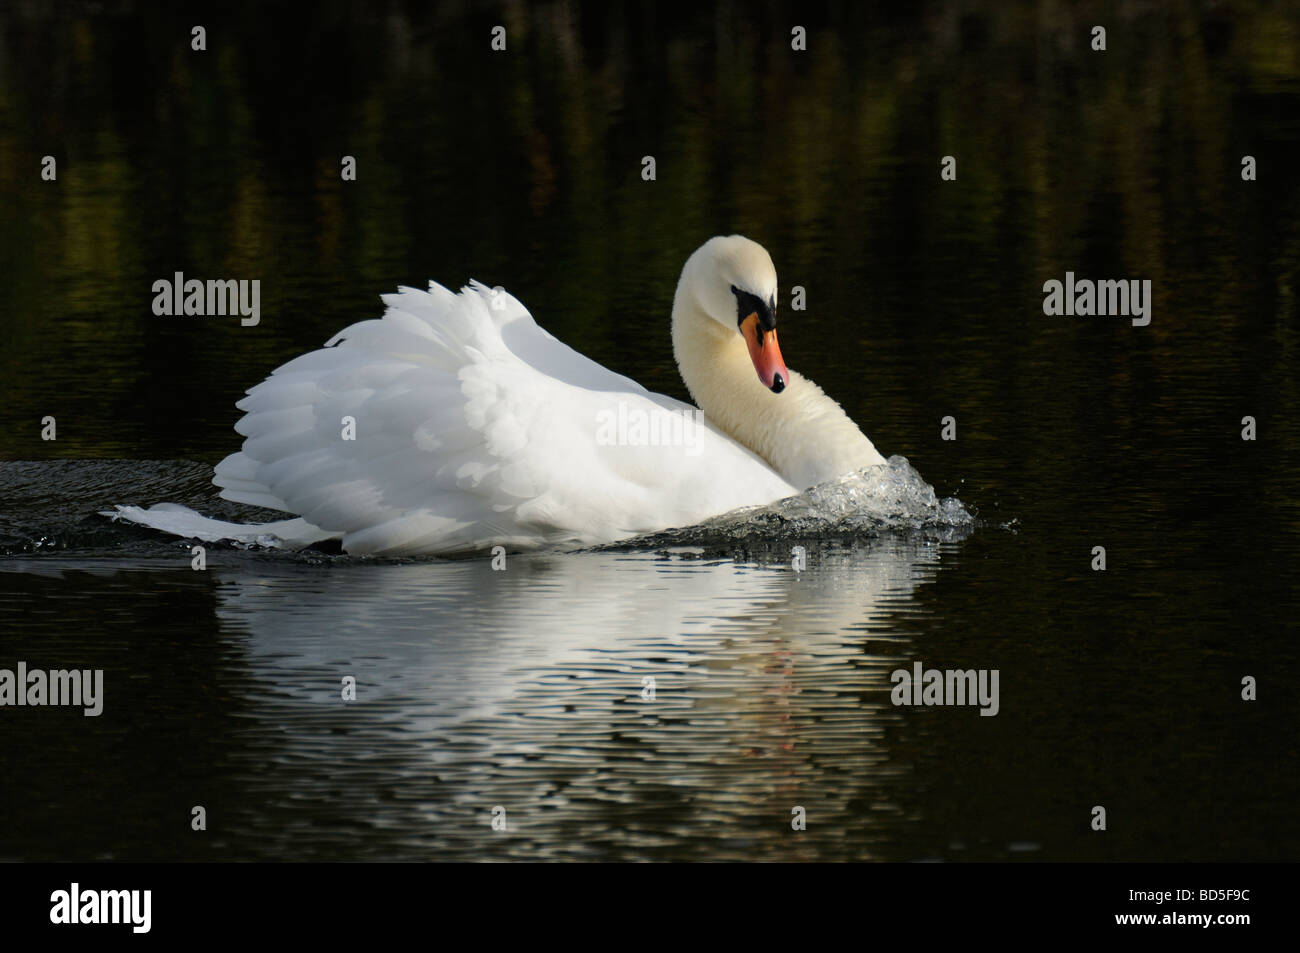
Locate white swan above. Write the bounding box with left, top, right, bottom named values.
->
left=110, top=235, right=886, bottom=555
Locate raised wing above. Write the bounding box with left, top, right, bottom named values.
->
left=214, top=282, right=795, bottom=555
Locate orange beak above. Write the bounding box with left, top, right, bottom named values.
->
left=740, top=313, right=789, bottom=393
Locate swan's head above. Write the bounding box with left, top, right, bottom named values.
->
left=683, top=235, right=790, bottom=394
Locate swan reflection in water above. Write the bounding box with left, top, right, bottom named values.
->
left=6, top=530, right=965, bottom=859
left=207, top=535, right=961, bottom=858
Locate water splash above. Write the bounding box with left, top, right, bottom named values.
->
left=626, top=456, right=973, bottom=549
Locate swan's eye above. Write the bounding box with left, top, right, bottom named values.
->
left=731, top=286, right=776, bottom=332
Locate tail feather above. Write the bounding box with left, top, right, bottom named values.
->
left=102, top=503, right=339, bottom=549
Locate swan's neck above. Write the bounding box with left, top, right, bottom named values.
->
left=671, top=296, right=886, bottom=491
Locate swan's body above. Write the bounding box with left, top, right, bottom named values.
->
left=110, top=236, right=885, bottom=555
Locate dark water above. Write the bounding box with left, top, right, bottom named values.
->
left=1, top=1, right=1298, bottom=861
